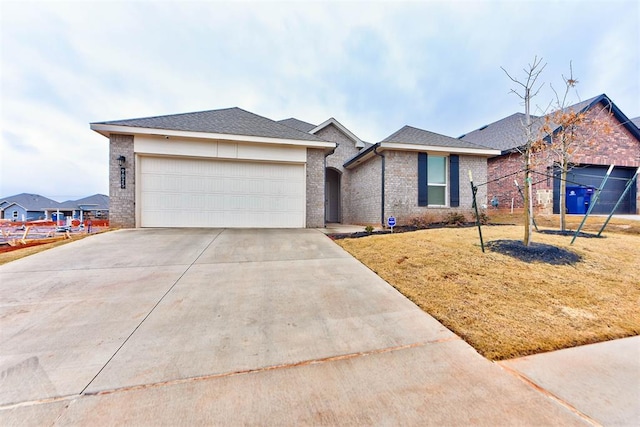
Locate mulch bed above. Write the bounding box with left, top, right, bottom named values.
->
left=486, top=240, right=582, bottom=265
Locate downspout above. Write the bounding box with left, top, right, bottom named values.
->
left=373, top=144, right=385, bottom=227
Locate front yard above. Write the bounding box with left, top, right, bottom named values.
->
left=336, top=221, right=640, bottom=360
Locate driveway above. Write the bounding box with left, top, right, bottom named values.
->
left=0, top=229, right=595, bottom=424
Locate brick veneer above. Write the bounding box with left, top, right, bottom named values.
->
left=344, top=156, right=382, bottom=225
left=317, top=124, right=361, bottom=223
left=109, top=134, right=135, bottom=228
left=306, top=148, right=325, bottom=227
left=487, top=107, right=640, bottom=214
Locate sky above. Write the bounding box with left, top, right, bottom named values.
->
left=1, top=0, right=638, bottom=201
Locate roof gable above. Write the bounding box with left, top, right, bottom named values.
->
left=92, top=107, right=327, bottom=143
left=310, top=118, right=365, bottom=148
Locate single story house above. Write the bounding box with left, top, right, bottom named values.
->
left=460, top=94, right=640, bottom=215
left=0, top=193, right=59, bottom=221
left=91, top=108, right=499, bottom=228
left=0, top=193, right=110, bottom=222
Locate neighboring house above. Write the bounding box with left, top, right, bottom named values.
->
left=631, top=116, right=640, bottom=129
left=91, top=108, right=499, bottom=228
left=460, top=94, right=640, bottom=215
left=57, top=194, right=110, bottom=221
left=0, top=193, right=60, bottom=221
left=0, top=193, right=110, bottom=222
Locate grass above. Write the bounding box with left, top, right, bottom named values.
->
left=335, top=215, right=640, bottom=360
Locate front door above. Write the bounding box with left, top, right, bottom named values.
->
left=325, top=168, right=340, bottom=223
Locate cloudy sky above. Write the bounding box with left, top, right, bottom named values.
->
left=1, top=0, right=638, bottom=201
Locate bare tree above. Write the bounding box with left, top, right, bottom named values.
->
left=501, top=56, right=546, bottom=246
left=542, top=63, right=613, bottom=231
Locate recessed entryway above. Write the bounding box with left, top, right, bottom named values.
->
left=325, top=167, right=341, bottom=223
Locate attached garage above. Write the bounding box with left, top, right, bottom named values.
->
left=553, top=165, right=638, bottom=214
left=91, top=107, right=335, bottom=229
left=139, top=157, right=305, bottom=228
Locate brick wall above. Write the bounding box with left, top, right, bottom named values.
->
left=306, top=148, right=325, bottom=227
left=384, top=152, right=487, bottom=225
left=488, top=107, right=640, bottom=214
left=109, top=134, right=135, bottom=228
left=344, top=156, right=382, bottom=225
left=317, top=123, right=362, bottom=223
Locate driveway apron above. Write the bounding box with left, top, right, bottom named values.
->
left=1, top=228, right=588, bottom=425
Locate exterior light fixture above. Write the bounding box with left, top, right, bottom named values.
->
left=118, top=156, right=127, bottom=189
left=117, top=155, right=126, bottom=167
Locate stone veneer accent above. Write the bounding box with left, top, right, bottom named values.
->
left=306, top=148, right=325, bottom=227
left=109, top=134, right=135, bottom=228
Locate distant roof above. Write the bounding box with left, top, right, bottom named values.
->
left=383, top=125, right=492, bottom=150
left=60, top=194, right=109, bottom=210
left=92, top=107, right=326, bottom=142
left=460, top=94, right=640, bottom=152
left=0, top=193, right=61, bottom=211
left=631, top=116, right=640, bottom=129
left=277, top=118, right=316, bottom=133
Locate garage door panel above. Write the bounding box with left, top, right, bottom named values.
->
left=140, top=157, right=305, bottom=228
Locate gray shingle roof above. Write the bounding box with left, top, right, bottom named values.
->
left=459, top=94, right=627, bottom=152
left=382, top=125, right=493, bottom=150
left=60, top=194, right=109, bottom=210
left=277, top=118, right=316, bottom=133
left=458, top=113, right=545, bottom=151
left=0, top=193, right=61, bottom=210
left=93, top=107, right=326, bottom=142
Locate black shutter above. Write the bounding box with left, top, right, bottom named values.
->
left=418, top=153, right=428, bottom=206
left=449, top=155, right=459, bottom=207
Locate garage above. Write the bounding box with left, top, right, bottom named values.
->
left=553, top=165, right=637, bottom=214
left=139, top=156, right=306, bottom=228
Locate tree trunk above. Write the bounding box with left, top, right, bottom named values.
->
left=560, top=163, right=568, bottom=231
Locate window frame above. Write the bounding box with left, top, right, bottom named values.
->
left=427, top=154, right=448, bottom=207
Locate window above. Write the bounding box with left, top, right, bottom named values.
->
left=427, top=155, right=447, bottom=205
left=418, top=153, right=459, bottom=207
left=12, top=211, right=18, bottom=219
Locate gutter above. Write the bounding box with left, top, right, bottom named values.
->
left=373, top=144, right=385, bottom=227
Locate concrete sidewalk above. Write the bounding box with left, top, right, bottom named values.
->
left=0, top=228, right=636, bottom=425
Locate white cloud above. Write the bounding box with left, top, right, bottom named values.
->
left=1, top=0, right=638, bottom=199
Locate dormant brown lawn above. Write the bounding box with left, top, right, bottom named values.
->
left=336, top=221, right=640, bottom=360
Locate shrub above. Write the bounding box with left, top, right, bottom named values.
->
left=444, top=211, right=467, bottom=226
left=364, top=225, right=374, bottom=234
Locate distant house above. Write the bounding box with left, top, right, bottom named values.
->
left=0, top=193, right=109, bottom=222
left=460, top=94, right=640, bottom=215
left=631, top=116, right=640, bottom=129
left=91, top=108, right=499, bottom=228
left=0, top=193, right=60, bottom=221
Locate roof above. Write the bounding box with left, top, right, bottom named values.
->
left=92, top=107, right=326, bottom=143
left=59, top=194, right=109, bottom=210
left=383, top=125, right=492, bottom=150
left=344, top=125, right=500, bottom=169
left=460, top=94, right=640, bottom=152
left=277, top=118, right=316, bottom=133
left=310, top=117, right=366, bottom=148
left=631, top=116, right=640, bottom=129
left=0, top=193, right=61, bottom=211
left=458, top=113, right=545, bottom=151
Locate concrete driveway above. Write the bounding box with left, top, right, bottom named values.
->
left=0, top=228, right=612, bottom=425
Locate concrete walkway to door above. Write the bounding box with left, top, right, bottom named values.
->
left=0, top=228, right=620, bottom=425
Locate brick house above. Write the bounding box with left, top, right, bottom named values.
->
left=460, top=94, right=640, bottom=215
left=91, top=108, right=498, bottom=228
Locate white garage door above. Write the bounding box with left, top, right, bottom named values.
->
left=139, top=157, right=306, bottom=228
